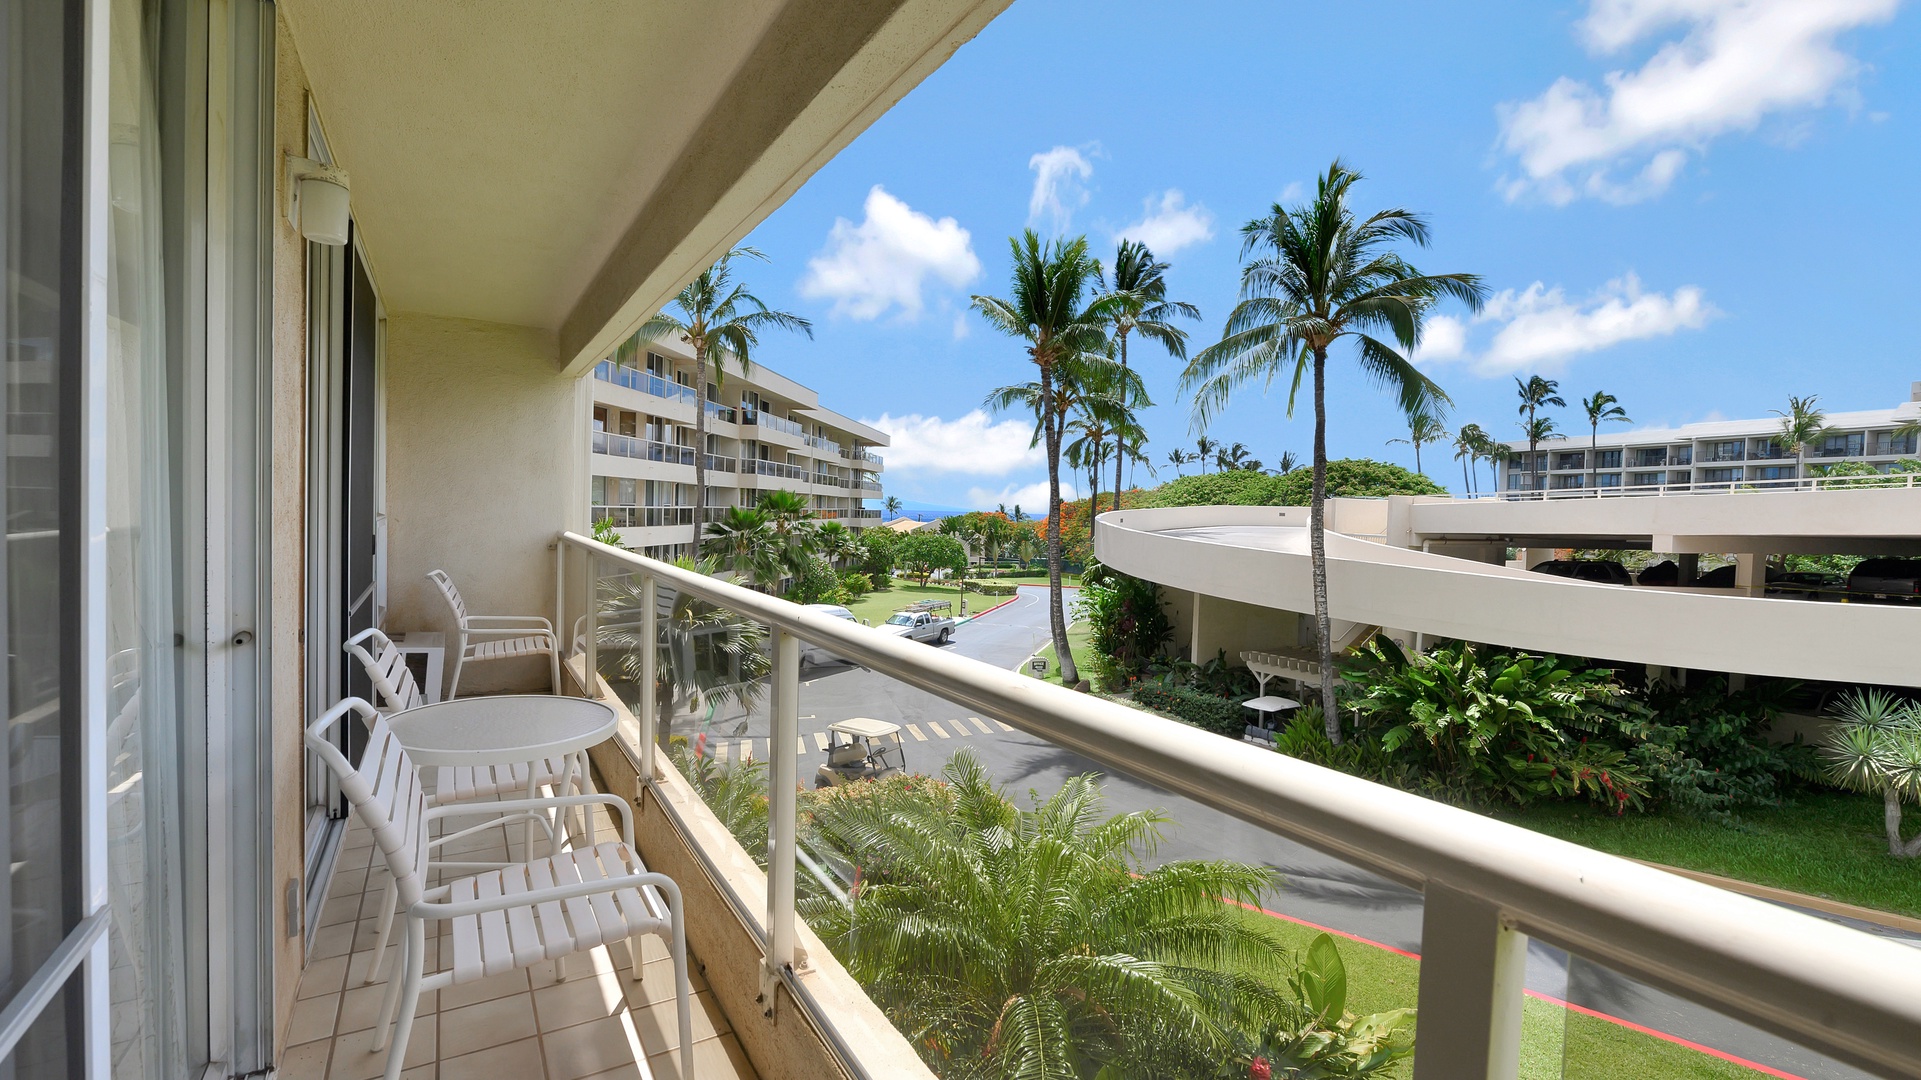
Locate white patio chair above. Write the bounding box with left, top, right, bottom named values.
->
left=428, top=568, right=561, bottom=697
left=343, top=627, right=596, bottom=983
left=307, top=698, right=692, bottom=1080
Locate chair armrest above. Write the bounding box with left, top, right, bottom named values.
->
left=412, top=870, right=682, bottom=921
left=461, top=626, right=558, bottom=643
left=462, top=614, right=555, bottom=631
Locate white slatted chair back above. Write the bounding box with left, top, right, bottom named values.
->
left=428, top=569, right=469, bottom=626
left=344, top=627, right=426, bottom=712
left=306, top=698, right=432, bottom=908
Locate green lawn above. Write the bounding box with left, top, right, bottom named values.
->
left=1238, top=908, right=1773, bottom=1079
left=1024, top=620, right=1093, bottom=685
left=1490, top=792, right=1921, bottom=919
left=842, top=583, right=970, bottom=626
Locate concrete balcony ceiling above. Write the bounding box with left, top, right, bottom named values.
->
left=279, top=0, right=1009, bottom=373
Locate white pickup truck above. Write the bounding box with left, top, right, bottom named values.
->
left=880, top=608, right=954, bottom=645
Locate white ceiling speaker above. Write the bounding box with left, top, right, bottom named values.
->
left=284, top=154, right=351, bottom=246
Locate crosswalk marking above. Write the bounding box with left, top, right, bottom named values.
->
left=715, top=741, right=730, bottom=762
left=994, top=719, right=1014, bottom=732
left=927, top=721, right=950, bottom=739
left=968, top=716, right=993, bottom=735
left=813, top=732, right=830, bottom=752
left=739, top=740, right=753, bottom=762
left=906, top=724, right=927, bottom=741
left=797, top=736, right=808, bottom=756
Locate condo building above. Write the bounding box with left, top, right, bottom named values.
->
left=1496, top=382, right=1921, bottom=492
left=589, top=336, right=886, bottom=558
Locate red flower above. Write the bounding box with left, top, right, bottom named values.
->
left=1250, top=1057, right=1272, bottom=1080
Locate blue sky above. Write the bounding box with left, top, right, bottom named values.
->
left=732, top=0, right=1919, bottom=509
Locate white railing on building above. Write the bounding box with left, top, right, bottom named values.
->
left=594, top=360, right=699, bottom=407
left=838, top=446, right=883, bottom=467
left=746, top=410, right=805, bottom=438
left=591, top=430, right=696, bottom=466
left=1489, top=472, right=1921, bottom=501
left=740, top=458, right=808, bottom=482
left=556, top=530, right=1921, bottom=1080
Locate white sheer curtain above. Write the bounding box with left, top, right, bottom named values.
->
left=105, top=0, right=186, bottom=1076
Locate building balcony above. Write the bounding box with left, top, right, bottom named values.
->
left=838, top=446, right=883, bottom=469
left=740, top=458, right=808, bottom=482
left=743, top=410, right=805, bottom=439
left=592, top=430, right=696, bottom=467
left=595, top=361, right=699, bottom=408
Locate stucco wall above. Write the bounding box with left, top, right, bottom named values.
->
left=271, top=11, right=312, bottom=1047
left=383, top=313, right=589, bottom=693
left=1190, top=593, right=1300, bottom=667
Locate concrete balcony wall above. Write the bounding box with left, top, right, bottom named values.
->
left=385, top=313, right=590, bottom=692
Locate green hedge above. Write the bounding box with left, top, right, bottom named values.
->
left=1133, top=685, right=1245, bottom=736
left=967, top=582, right=1017, bottom=596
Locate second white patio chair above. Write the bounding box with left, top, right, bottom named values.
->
left=343, top=627, right=595, bottom=983
left=307, top=698, right=693, bottom=1080
left=427, top=568, right=560, bottom=697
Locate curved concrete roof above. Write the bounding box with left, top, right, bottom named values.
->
left=1096, top=504, right=1921, bottom=687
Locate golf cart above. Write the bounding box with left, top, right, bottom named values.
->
left=814, top=718, right=907, bottom=788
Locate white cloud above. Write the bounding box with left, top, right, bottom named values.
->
left=797, top=186, right=980, bottom=320
left=1116, top=190, right=1215, bottom=254
left=951, top=313, right=970, bottom=341
left=1497, top=0, right=1896, bottom=204
left=1411, top=314, right=1468, bottom=363
left=1456, top=274, right=1717, bottom=374
left=966, top=480, right=1077, bottom=511
left=1028, top=146, right=1095, bottom=233
left=862, top=410, right=1041, bottom=475
left=1278, top=181, right=1305, bottom=203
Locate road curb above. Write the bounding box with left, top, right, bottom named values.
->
left=958, top=594, right=1021, bottom=624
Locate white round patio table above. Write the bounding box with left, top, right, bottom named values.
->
left=388, top=694, right=617, bottom=855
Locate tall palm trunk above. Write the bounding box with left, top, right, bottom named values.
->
left=1413, top=439, right=1422, bottom=475
left=1112, top=329, right=1130, bottom=512
left=1310, top=346, right=1338, bottom=741
left=1461, top=454, right=1470, bottom=495
left=691, top=346, right=709, bottom=550
left=1042, top=363, right=1077, bottom=685
left=1590, top=422, right=1598, bottom=493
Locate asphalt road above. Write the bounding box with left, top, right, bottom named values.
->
left=678, top=585, right=1900, bottom=1080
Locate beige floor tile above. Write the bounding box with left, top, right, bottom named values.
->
left=286, top=993, right=341, bottom=1047
left=438, top=967, right=532, bottom=1011
left=318, top=894, right=362, bottom=928
left=528, top=947, right=622, bottom=991
left=628, top=990, right=726, bottom=1054
left=437, top=992, right=540, bottom=1057
left=327, top=1022, right=436, bottom=1080
left=298, top=955, right=351, bottom=1000
left=532, top=973, right=628, bottom=1032
left=276, top=1038, right=331, bottom=1080
left=623, top=957, right=704, bottom=1011
left=336, top=982, right=437, bottom=1036
left=644, top=1033, right=755, bottom=1080
left=438, top=1035, right=547, bottom=1080
left=309, top=920, right=358, bottom=961
left=541, top=1014, right=649, bottom=1080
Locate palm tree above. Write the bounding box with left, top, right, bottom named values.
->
left=800, top=750, right=1292, bottom=1077
left=1521, top=416, right=1563, bottom=486
left=975, top=232, right=1120, bottom=686
left=1514, top=375, right=1564, bottom=492
left=1100, top=240, right=1198, bottom=509
left=815, top=519, right=861, bottom=570
left=1273, top=450, right=1300, bottom=475
left=1195, top=435, right=1218, bottom=474
left=1468, top=425, right=1504, bottom=492
left=1166, top=447, right=1192, bottom=475
left=1182, top=161, right=1484, bottom=739
left=1217, top=441, right=1256, bottom=471
left=1820, top=689, right=1921, bottom=858
left=700, top=505, right=781, bottom=589
left=1580, top=391, right=1630, bottom=491
left=882, top=494, right=903, bottom=520
left=597, top=558, right=771, bottom=747
left=1451, top=424, right=1487, bottom=494
left=1387, top=403, right=1449, bottom=476
left=1774, top=394, right=1829, bottom=482
left=640, top=247, right=813, bottom=548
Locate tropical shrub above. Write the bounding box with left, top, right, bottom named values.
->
left=857, top=526, right=899, bottom=582
left=1218, top=933, right=1415, bottom=1080
left=798, top=751, right=1391, bottom=1079
left=1808, top=459, right=1921, bottom=488
left=1135, top=469, right=1289, bottom=508
left=1627, top=677, right=1818, bottom=817
left=965, top=581, right=1017, bottom=596
left=1820, top=689, right=1921, bottom=858
left=785, top=555, right=846, bottom=605
left=1077, top=563, right=1173, bottom=675
left=1271, top=458, right=1446, bottom=504
left=1342, top=639, right=1651, bottom=812
left=668, top=740, right=769, bottom=859
left=1135, top=683, right=1247, bottom=736
left=895, top=532, right=969, bottom=586
left=837, top=571, right=872, bottom=597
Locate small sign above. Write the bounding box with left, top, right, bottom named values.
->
left=1029, top=656, right=1048, bottom=673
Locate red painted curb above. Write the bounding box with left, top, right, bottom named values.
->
left=1227, top=898, right=1806, bottom=1079
left=963, top=594, right=1021, bottom=620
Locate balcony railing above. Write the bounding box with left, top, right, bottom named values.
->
left=813, top=473, right=848, bottom=488
left=1700, top=445, right=1745, bottom=463
left=804, top=432, right=838, bottom=452
left=857, top=480, right=882, bottom=494
left=705, top=400, right=738, bottom=424
left=839, top=446, right=883, bottom=467
left=746, top=410, right=805, bottom=437
left=702, top=452, right=737, bottom=473
left=594, top=360, right=699, bottom=406
left=557, top=530, right=1921, bottom=1080
left=590, top=430, right=695, bottom=466
left=741, top=458, right=808, bottom=481
left=1481, top=472, right=1921, bottom=500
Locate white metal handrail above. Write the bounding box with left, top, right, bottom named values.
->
left=556, top=530, right=1921, bottom=1080
left=1483, top=472, right=1921, bottom=500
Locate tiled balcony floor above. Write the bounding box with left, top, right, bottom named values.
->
left=280, top=811, right=756, bottom=1080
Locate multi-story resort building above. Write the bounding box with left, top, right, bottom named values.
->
left=1496, top=382, right=1921, bottom=493
left=589, top=336, right=887, bottom=557
left=23, top=4, right=1920, bottom=1080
